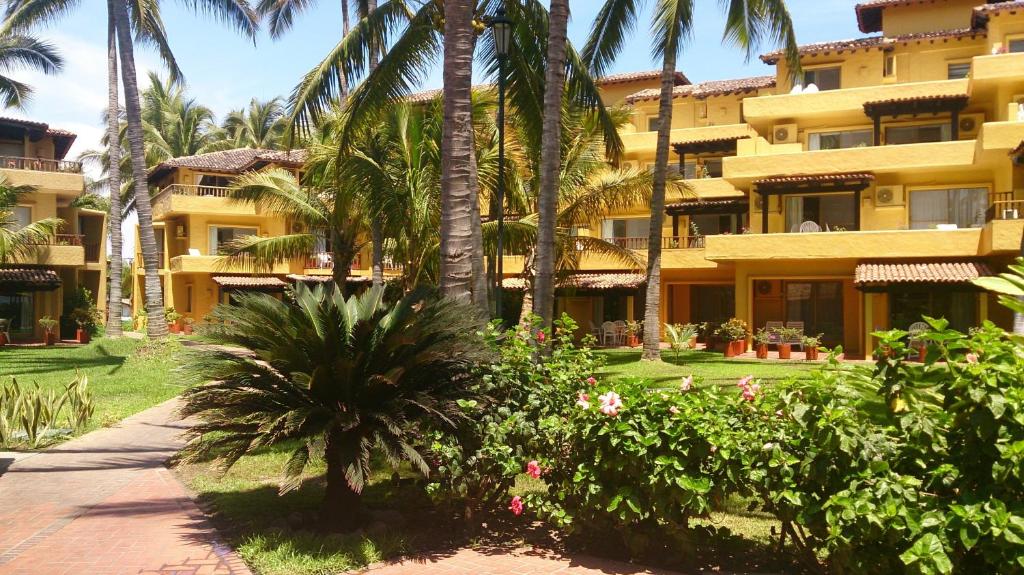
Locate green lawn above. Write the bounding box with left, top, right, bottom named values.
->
left=0, top=337, right=186, bottom=431
left=597, top=348, right=820, bottom=388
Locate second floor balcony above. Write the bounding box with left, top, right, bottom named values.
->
left=152, top=184, right=257, bottom=219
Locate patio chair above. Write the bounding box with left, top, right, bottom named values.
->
left=798, top=221, right=822, bottom=233
left=589, top=320, right=602, bottom=339
left=601, top=321, right=620, bottom=347
left=785, top=321, right=805, bottom=350
left=908, top=321, right=929, bottom=348
left=765, top=321, right=784, bottom=345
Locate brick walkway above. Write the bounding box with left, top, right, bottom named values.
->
left=351, top=547, right=686, bottom=575
left=0, top=400, right=250, bottom=575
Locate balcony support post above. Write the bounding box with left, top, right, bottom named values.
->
left=672, top=214, right=679, bottom=238
left=951, top=108, right=960, bottom=141
left=760, top=191, right=769, bottom=234
left=872, top=114, right=881, bottom=146
left=854, top=189, right=862, bottom=231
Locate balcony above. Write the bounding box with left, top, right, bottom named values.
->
left=725, top=140, right=976, bottom=183
left=16, top=234, right=86, bottom=266
left=705, top=228, right=987, bottom=262
left=168, top=254, right=291, bottom=274
left=576, top=235, right=722, bottom=270
left=621, top=124, right=757, bottom=156
left=0, top=155, right=82, bottom=173
left=742, top=79, right=969, bottom=124
left=304, top=253, right=363, bottom=272
left=0, top=156, right=84, bottom=192
left=970, top=52, right=1024, bottom=85
left=151, top=184, right=258, bottom=219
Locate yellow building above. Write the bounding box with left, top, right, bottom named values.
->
left=131, top=148, right=397, bottom=323
left=0, top=117, right=107, bottom=342
left=535, top=0, right=1024, bottom=358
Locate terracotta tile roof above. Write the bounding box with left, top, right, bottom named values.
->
left=0, top=268, right=62, bottom=290
left=973, top=1, right=1024, bottom=26
left=755, top=172, right=875, bottom=186
left=854, top=261, right=993, bottom=286
left=0, top=117, right=77, bottom=159
left=597, top=70, right=690, bottom=86
left=761, top=28, right=986, bottom=64
left=625, top=76, right=775, bottom=104
left=287, top=274, right=373, bottom=284
left=148, top=148, right=307, bottom=181
left=502, top=273, right=646, bottom=291
left=212, top=276, right=288, bottom=289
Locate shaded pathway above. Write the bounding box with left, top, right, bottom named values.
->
left=0, top=400, right=250, bottom=575
left=350, top=547, right=689, bottom=575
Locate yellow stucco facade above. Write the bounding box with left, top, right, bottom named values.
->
left=0, top=118, right=106, bottom=342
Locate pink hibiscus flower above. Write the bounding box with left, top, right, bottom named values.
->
left=526, top=460, right=542, bottom=479
left=576, top=393, right=591, bottom=409
left=680, top=375, right=693, bottom=391
left=669, top=406, right=680, bottom=415
left=586, top=376, right=598, bottom=386
left=966, top=352, right=979, bottom=364
left=536, top=330, right=546, bottom=343
left=599, top=391, right=623, bottom=417
left=509, top=496, right=524, bottom=516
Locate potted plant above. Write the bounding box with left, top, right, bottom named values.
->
left=165, top=308, right=182, bottom=334
left=0, top=319, right=7, bottom=346
left=802, top=333, right=823, bottom=361
left=624, top=320, right=643, bottom=347
left=716, top=318, right=749, bottom=358
left=39, top=316, right=58, bottom=346
left=70, top=308, right=98, bottom=344
left=775, top=327, right=800, bottom=360
left=182, top=317, right=195, bottom=335
left=753, top=328, right=772, bottom=359
left=683, top=323, right=699, bottom=349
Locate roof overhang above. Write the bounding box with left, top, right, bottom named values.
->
left=666, top=198, right=749, bottom=216
left=863, top=94, right=969, bottom=118
left=755, top=172, right=875, bottom=196
left=854, top=261, right=993, bottom=291
left=503, top=273, right=646, bottom=293
left=0, top=268, right=62, bottom=292
left=672, top=136, right=747, bottom=156
left=213, top=276, right=288, bottom=291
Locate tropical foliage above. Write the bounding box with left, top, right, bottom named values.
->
left=0, top=176, right=60, bottom=264
left=0, top=31, right=63, bottom=108
left=178, top=283, right=493, bottom=531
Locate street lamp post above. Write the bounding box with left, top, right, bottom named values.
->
left=490, top=7, right=512, bottom=321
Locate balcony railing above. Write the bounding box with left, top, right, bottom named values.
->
left=0, top=155, right=82, bottom=174
left=306, top=253, right=363, bottom=270
left=29, top=233, right=83, bottom=246
left=986, top=199, right=1024, bottom=222
left=84, top=242, right=101, bottom=263
left=156, top=184, right=233, bottom=198
left=602, top=236, right=704, bottom=250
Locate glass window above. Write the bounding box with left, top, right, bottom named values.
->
left=890, top=289, right=977, bottom=333
left=885, top=123, right=951, bottom=145
left=808, top=129, right=873, bottom=150
left=783, top=281, right=844, bottom=347
left=5, top=206, right=30, bottom=229
left=690, top=285, right=735, bottom=332
left=697, top=102, right=708, bottom=119
left=1009, top=38, right=1024, bottom=53
left=689, top=214, right=738, bottom=236
left=784, top=194, right=858, bottom=232
left=909, top=187, right=988, bottom=229
left=947, top=62, right=971, bottom=79
left=682, top=158, right=723, bottom=179
left=209, top=226, right=258, bottom=254
left=647, top=116, right=660, bottom=132
left=803, top=67, right=841, bottom=91
left=0, top=293, right=35, bottom=339
left=0, top=141, right=22, bottom=157
left=884, top=55, right=896, bottom=78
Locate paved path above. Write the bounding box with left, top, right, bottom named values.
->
left=352, top=547, right=685, bottom=575
left=0, top=400, right=250, bottom=575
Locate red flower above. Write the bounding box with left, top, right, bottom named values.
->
left=509, top=496, right=524, bottom=516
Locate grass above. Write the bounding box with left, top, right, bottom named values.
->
left=0, top=337, right=186, bottom=432
left=177, top=445, right=423, bottom=575
left=597, top=348, right=820, bottom=388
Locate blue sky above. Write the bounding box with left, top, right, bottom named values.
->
left=16, top=0, right=862, bottom=161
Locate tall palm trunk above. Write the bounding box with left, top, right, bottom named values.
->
left=366, top=0, right=386, bottom=291
left=104, top=1, right=123, bottom=337
left=469, top=138, right=488, bottom=312
left=641, top=52, right=680, bottom=361
left=439, top=0, right=476, bottom=301
left=532, top=0, right=570, bottom=326
left=338, top=0, right=350, bottom=98
left=112, top=0, right=167, bottom=338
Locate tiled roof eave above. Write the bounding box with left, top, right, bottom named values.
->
left=854, top=261, right=994, bottom=287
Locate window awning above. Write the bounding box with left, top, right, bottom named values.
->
left=503, top=273, right=645, bottom=292
left=0, top=268, right=61, bottom=292
left=863, top=94, right=969, bottom=119
left=213, top=276, right=288, bottom=291
left=671, top=136, right=747, bottom=156
left=755, top=172, right=875, bottom=195
left=666, top=198, right=749, bottom=216
left=854, top=261, right=993, bottom=291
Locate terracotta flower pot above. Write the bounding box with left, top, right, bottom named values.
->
left=168, top=323, right=180, bottom=334
left=756, top=343, right=768, bottom=359
left=0, top=332, right=7, bottom=346
left=778, top=343, right=792, bottom=360
left=183, top=325, right=193, bottom=335
left=627, top=334, right=640, bottom=348
left=723, top=340, right=738, bottom=358
left=689, top=335, right=698, bottom=349
left=805, top=346, right=819, bottom=361
left=917, top=346, right=927, bottom=363
left=77, top=329, right=90, bottom=344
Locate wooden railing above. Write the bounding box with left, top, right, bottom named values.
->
left=29, top=233, right=83, bottom=246
left=84, top=243, right=102, bottom=263
left=306, top=253, right=363, bottom=270
left=0, top=155, right=82, bottom=174
left=602, top=236, right=704, bottom=250
left=986, top=198, right=1024, bottom=222
left=156, top=184, right=233, bottom=199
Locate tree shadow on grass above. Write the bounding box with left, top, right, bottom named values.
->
left=0, top=342, right=130, bottom=379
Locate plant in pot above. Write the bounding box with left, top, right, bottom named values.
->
left=716, top=318, right=749, bottom=357
left=753, top=328, right=772, bottom=359
left=38, top=316, right=58, bottom=346
left=70, top=307, right=98, bottom=344
left=182, top=316, right=195, bottom=335
left=774, top=327, right=800, bottom=359
left=0, top=319, right=7, bottom=346
left=624, top=320, right=643, bottom=347
left=802, top=333, right=824, bottom=360
left=165, top=308, right=182, bottom=334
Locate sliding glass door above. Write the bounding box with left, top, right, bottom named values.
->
left=783, top=281, right=844, bottom=346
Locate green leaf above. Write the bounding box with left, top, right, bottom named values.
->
left=900, top=533, right=953, bottom=574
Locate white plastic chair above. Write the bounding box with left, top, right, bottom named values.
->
left=798, top=221, right=821, bottom=233
left=601, top=321, right=618, bottom=346
left=188, top=248, right=201, bottom=256
left=908, top=321, right=929, bottom=348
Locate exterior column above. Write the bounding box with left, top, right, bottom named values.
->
left=672, top=214, right=679, bottom=238
left=761, top=192, right=769, bottom=234
left=951, top=108, right=960, bottom=141
left=873, top=114, right=882, bottom=146
left=854, top=189, right=862, bottom=231
left=864, top=292, right=874, bottom=358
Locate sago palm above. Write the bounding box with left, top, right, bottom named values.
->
left=178, top=284, right=492, bottom=531
left=0, top=178, right=61, bottom=264
left=584, top=0, right=800, bottom=360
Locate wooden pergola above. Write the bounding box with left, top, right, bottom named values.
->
left=863, top=94, right=969, bottom=146
left=672, top=136, right=747, bottom=171
left=665, top=198, right=749, bottom=236
left=754, top=172, right=874, bottom=234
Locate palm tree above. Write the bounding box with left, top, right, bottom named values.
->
left=222, top=97, right=287, bottom=149
left=0, top=178, right=60, bottom=264
left=178, top=284, right=492, bottom=531
left=585, top=0, right=800, bottom=360
left=0, top=32, right=62, bottom=108
left=105, top=0, right=124, bottom=336
left=531, top=0, right=570, bottom=327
